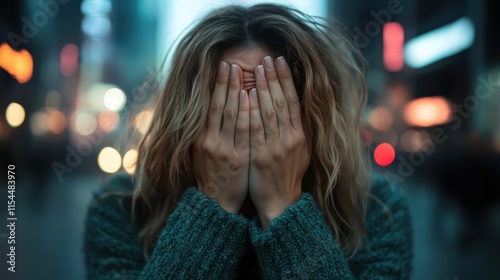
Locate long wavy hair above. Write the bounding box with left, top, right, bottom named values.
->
left=128, top=3, right=371, bottom=259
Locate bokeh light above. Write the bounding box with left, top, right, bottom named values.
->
left=403, top=96, right=452, bottom=127
left=374, top=142, right=396, bottom=166
left=383, top=22, right=404, bottom=72
left=104, top=87, right=126, bottom=112
left=74, top=111, right=97, bottom=135
left=6, top=102, right=25, bottom=127
left=97, top=147, right=122, bottom=173
left=98, top=110, right=120, bottom=132
left=60, top=43, right=79, bottom=76
left=400, top=130, right=434, bottom=152
left=48, top=110, right=67, bottom=134
left=0, top=43, right=33, bottom=83
left=30, top=112, right=49, bottom=136
left=123, top=149, right=138, bottom=174
left=86, top=83, right=116, bottom=111
left=368, top=106, right=393, bottom=131
left=134, top=109, right=153, bottom=135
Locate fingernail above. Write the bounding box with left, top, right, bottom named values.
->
left=250, top=88, right=257, bottom=100
left=240, top=89, right=246, bottom=101
left=276, top=56, right=287, bottom=69
left=231, top=64, right=238, bottom=78
left=218, top=61, right=228, bottom=75
left=263, top=56, right=274, bottom=69
left=256, top=65, right=265, bottom=78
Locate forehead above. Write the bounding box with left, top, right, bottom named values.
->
left=220, top=45, right=273, bottom=73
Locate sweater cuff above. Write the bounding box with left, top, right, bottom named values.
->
left=248, top=192, right=348, bottom=279
left=165, top=186, right=250, bottom=250
left=248, top=192, right=327, bottom=240
left=144, top=186, right=250, bottom=279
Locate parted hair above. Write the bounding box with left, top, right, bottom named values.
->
left=128, top=3, right=371, bottom=259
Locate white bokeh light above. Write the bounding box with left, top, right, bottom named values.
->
left=104, top=87, right=127, bottom=112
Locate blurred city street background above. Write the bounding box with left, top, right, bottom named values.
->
left=1, top=0, right=499, bottom=279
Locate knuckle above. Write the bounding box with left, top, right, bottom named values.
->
left=229, top=78, right=240, bottom=90
left=264, top=110, right=277, bottom=122
left=283, top=137, right=294, bottom=150
left=295, top=133, right=305, bottom=145
left=235, top=124, right=249, bottom=135
left=252, top=124, right=265, bottom=135
left=201, top=139, right=214, bottom=152
left=287, top=94, right=300, bottom=106
left=219, top=151, right=230, bottom=161
left=272, top=152, right=284, bottom=162
left=278, top=68, right=293, bottom=79
left=266, top=72, right=279, bottom=82
left=223, top=108, right=237, bottom=121
left=215, top=75, right=228, bottom=86
left=274, top=97, right=288, bottom=110
left=209, top=103, right=223, bottom=115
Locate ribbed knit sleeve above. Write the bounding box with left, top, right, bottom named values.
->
left=84, top=174, right=250, bottom=280
left=248, top=179, right=413, bottom=279
left=248, top=192, right=355, bottom=279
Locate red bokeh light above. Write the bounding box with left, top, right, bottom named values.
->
left=374, top=143, right=396, bottom=166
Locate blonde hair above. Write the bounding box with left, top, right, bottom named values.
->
left=127, top=3, right=371, bottom=259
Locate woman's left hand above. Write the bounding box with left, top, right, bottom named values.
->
left=248, top=56, right=311, bottom=229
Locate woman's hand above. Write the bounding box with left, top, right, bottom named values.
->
left=248, top=56, right=311, bottom=228
left=193, top=62, right=250, bottom=214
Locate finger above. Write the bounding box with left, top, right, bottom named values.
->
left=263, top=56, right=291, bottom=134
left=255, top=64, right=279, bottom=143
left=249, top=88, right=266, bottom=149
left=221, top=64, right=242, bottom=139
left=207, top=61, right=229, bottom=137
left=235, top=89, right=250, bottom=152
left=275, top=56, right=302, bottom=131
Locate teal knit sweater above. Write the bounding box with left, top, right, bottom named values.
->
left=83, top=173, right=412, bottom=279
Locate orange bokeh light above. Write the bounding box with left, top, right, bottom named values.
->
left=403, top=96, right=452, bottom=127
left=0, top=43, right=33, bottom=83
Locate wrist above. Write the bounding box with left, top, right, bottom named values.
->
left=217, top=200, right=241, bottom=214
left=257, top=206, right=285, bottom=229
left=256, top=192, right=302, bottom=229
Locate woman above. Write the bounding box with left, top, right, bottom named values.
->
left=84, top=3, right=413, bottom=279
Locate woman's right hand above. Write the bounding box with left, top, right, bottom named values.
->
left=192, top=62, right=250, bottom=214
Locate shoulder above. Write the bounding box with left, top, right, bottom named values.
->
left=368, top=174, right=411, bottom=218
left=347, top=174, right=413, bottom=278
left=96, top=171, right=135, bottom=195
left=364, top=173, right=413, bottom=242
left=85, top=172, right=136, bottom=234
left=83, top=173, right=145, bottom=269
